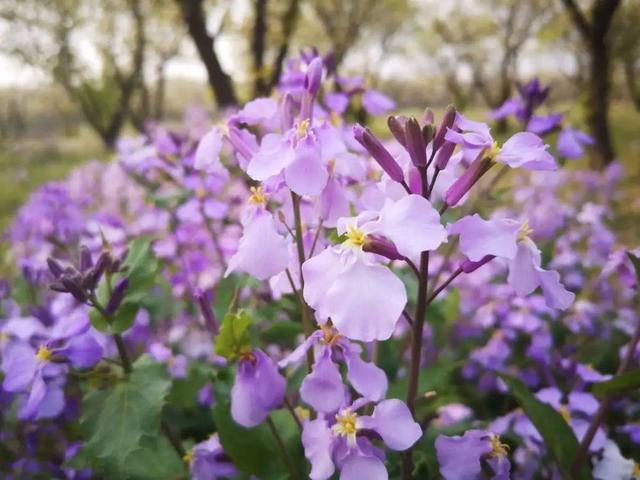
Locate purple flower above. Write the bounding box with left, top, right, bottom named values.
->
left=435, top=429, right=511, bottom=480
left=449, top=214, right=575, bottom=309
left=557, top=126, right=595, bottom=159
left=230, top=349, right=286, bottom=427
left=593, top=441, right=639, bottom=480
left=361, top=89, right=395, bottom=116
left=194, top=127, right=225, bottom=174
left=445, top=113, right=557, bottom=171
left=187, top=434, right=238, bottom=480
left=303, top=195, right=446, bottom=341
left=301, top=398, right=421, bottom=479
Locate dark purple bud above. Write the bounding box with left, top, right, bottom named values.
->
left=353, top=124, right=404, bottom=183
left=50, top=281, right=67, bottom=293
left=105, top=278, right=129, bottom=315
left=387, top=115, right=408, bottom=147
left=304, top=57, right=323, bottom=96
left=61, top=277, right=87, bottom=303
left=444, top=151, right=494, bottom=207
left=405, top=117, right=427, bottom=167
left=195, top=288, right=219, bottom=334
left=323, top=50, right=336, bottom=76
left=422, top=124, right=434, bottom=146
left=363, top=236, right=404, bottom=261
left=461, top=255, right=495, bottom=273
left=84, top=252, right=111, bottom=291
left=47, top=258, right=64, bottom=279
left=435, top=140, right=456, bottom=170
left=433, top=105, right=456, bottom=152
left=79, top=246, right=93, bottom=272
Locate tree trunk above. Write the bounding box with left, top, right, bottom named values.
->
left=251, top=0, right=269, bottom=97
left=178, top=0, right=238, bottom=108
left=586, top=34, right=616, bottom=167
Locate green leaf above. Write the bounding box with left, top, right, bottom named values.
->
left=215, top=310, right=253, bottom=360
left=213, top=274, right=241, bottom=320
left=499, top=374, right=592, bottom=480
left=213, top=400, right=304, bottom=479
left=125, top=435, right=186, bottom=480
left=592, top=369, right=640, bottom=396
left=388, top=359, right=462, bottom=400
left=260, top=320, right=304, bottom=348
left=80, top=356, right=172, bottom=479
left=121, top=237, right=159, bottom=303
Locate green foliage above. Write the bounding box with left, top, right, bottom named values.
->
left=89, top=237, right=159, bottom=333
left=215, top=310, right=253, bottom=361
left=78, top=356, right=179, bottom=479
left=592, top=369, right=640, bottom=397
left=499, top=374, right=592, bottom=480
left=212, top=399, right=304, bottom=479
left=260, top=320, right=304, bottom=348
left=388, top=359, right=462, bottom=400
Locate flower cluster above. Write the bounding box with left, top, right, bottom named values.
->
left=0, top=50, right=638, bottom=480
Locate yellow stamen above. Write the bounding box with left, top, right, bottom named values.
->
left=332, top=409, right=358, bottom=446
left=36, top=345, right=52, bottom=362
left=632, top=463, right=640, bottom=478
left=559, top=404, right=571, bottom=423
left=328, top=158, right=336, bottom=176
left=486, top=141, right=501, bottom=161
left=248, top=186, right=267, bottom=205
left=295, top=406, right=311, bottom=422
left=195, top=187, right=207, bottom=199
left=320, top=324, right=341, bottom=346
left=517, top=220, right=533, bottom=242
left=330, top=111, right=341, bottom=127
left=296, top=119, right=310, bottom=139
left=489, top=434, right=510, bottom=457
left=183, top=450, right=194, bottom=465
left=344, top=225, right=366, bottom=248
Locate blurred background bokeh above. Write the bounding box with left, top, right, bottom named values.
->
left=0, top=0, right=638, bottom=232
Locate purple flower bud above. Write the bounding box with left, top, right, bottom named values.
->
left=422, top=124, right=434, bottom=145
left=461, top=255, right=495, bottom=273
left=387, top=115, right=408, bottom=147
left=363, top=236, right=405, bottom=261
left=61, top=276, right=87, bottom=303
left=435, top=140, right=456, bottom=170
left=353, top=124, right=404, bottom=183
left=444, top=152, right=493, bottom=207
left=405, top=117, right=427, bottom=167
left=105, top=278, right=129, bottom=315
left=79, top=246, right=93, bottom=272
left=304, top=57, right=323, bottom=96
left=83, top=252, right=111, bottom=291
left=195, top=288, right=219, bottom=334
left=47, top=258, right=64, bottom=279
left=433, top=105, right=457, bottom=152
left=422, top=107, right=435, bottom=125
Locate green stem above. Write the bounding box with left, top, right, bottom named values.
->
left=266, top=415, right=301, bottom=480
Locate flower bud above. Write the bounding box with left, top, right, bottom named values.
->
left=304, top=57, right=323, bottom=96
left=422, top=124, right=434, bottom=146
left=61, top=276, right=87, bottom=303
left=353, top=124, right=404, bottom=183
left=105, top=278, right=129, bottom=315
left=422, top=107, right=435, bottom=125
left=444, top=151, right=493, bottom=207
left=84, top=252, right=111, bottom=291
left=461, top=255, right=495, bottom=273
left=47, top=258, right=64, bottom=279
left=433, top=105, right=456, bottom=152
left=195, top=288, right=219, bottom=334
left=405, top=117, right=427, bottom=167
left=387, top=115, right=408, bottom=148
left=79, top=246, right=93, bottom=272
left=435, top=140, right=456, bottom=170
left=363, top=236, right=404, bottom=261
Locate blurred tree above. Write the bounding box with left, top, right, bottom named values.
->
left=0, top=0, right=145, bottom=149
left=559, top=0, right=621, bottom=167
left=176, top=0, right=238, bottom=107
left=429, top=0, right=551, bottom=127
left=611, top=0, right=640, bottom=111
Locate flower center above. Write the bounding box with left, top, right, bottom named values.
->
left=36, top=345, right=52, bottom=362
left=489, top=434, right=509, bottom=457
left=321, top=324, right=341, bottom=346
left=486, top=141, right=501, bottom=161
left=195, top=187, right=207, bottom=199
left=517, top=220, right=533, bottom=243
left=559, top=404, right=571, bottom=423
left=248, top=186, right=267, bottom=205
left=296, top=119, right=310, bottom=139
left=633, top=463, right=640, bottom=478
left=332, top=409, right=358, bottom=446
left=330, top=111, right=341, bottom=127
left=344, top=225, right=366, bottom=248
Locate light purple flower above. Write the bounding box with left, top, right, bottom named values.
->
left=362, top=89, right=395, bottom=116
left=194, top=127, right=225, bottom=174
left=189, top=433, right=238, bottom=480
left=557, top=127, right=595, bottom=159
left=303, top=195, right=446, bottom=341
left=230, top=349, right=286, bottom=427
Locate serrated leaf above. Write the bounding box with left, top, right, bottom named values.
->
left=212, top=400, right=304, bottom=479
left=592, top=369, right=640, bottom=396
left=215, top=310, right=252, bottom=360
left=499, top=374, right=592, bottom=480
left=125, top=434, right=186, bottom=480
left=80, top=356, right=171, bottom=479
